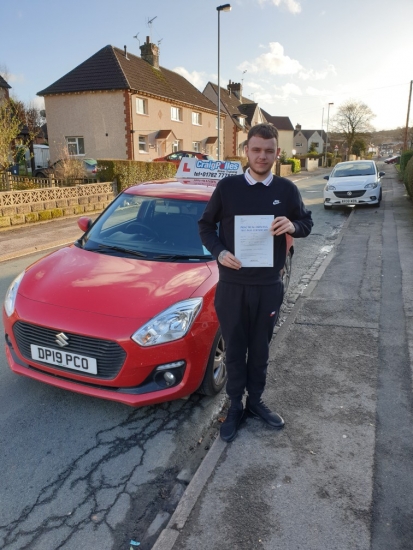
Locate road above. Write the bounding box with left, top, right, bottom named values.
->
left=0, top=172, right=350, bottom=549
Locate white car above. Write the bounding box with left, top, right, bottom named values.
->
left=323, top=160, right=385, bottom=210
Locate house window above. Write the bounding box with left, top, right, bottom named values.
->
left=192, top=141, right=201, bottom=152
left=295, top=142, right=303, bottom=147
left=171, top=107, right=183, bottom=121
left=192, top=112, right=202, bottom=126
left=136, top=98, right=148, bottom=115
left=138, top=135, right=148, bottom=153
left=216, top=117, right=223, bottom=130
left=238, top=117, right=245, bottom=127
left=172, top=140, right=182, bottom=152
left=313, top=142, right=319, bottom=147
left=66, top=137, right=85, bottom=156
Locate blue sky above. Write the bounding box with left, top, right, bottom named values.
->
left=2, top=0, right=413, bottom=131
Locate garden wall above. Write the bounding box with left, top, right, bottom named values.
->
left=0, top=182, right=116, bottom=228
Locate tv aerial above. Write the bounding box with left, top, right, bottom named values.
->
left=147, top=16, right=157, bottom=31
left=133, top=32, right=140, bottom=46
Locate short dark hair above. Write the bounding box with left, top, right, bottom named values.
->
left=247, top=123, right=278, bottom=143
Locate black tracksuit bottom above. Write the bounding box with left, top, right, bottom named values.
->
left=214, top=280, right=284, bottom=402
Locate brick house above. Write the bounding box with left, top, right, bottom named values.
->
left=260, top=111, right=294, bottom=157
left=203, top=81, right=267, bottom=158
left=38, top=39, right=221, bottom=163
left=293, top=124, right=327, bottom=154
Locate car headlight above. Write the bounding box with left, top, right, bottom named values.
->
left=325, top=184, right=336, bottom=191
left=365, top=182, right=378, bottom=189
left=132, top=298, right=203, bottom=347
left=4, top=271, right=25, bottom=317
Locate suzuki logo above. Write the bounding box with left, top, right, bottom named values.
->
left=55, top=332, right=69, bottom=347
left=347, top=191, right=352, bottom=196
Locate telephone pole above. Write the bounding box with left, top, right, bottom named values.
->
left=403, top=80, right=413, bottom=151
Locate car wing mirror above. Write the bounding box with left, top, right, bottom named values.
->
left=323, top=175, right=330, bottom=180
left=379, top=171, right=385, bottom=177
left=77, top=216, right=92, bottom=232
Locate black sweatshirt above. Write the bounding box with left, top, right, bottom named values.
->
left=198, top=174, right=313, bottom=285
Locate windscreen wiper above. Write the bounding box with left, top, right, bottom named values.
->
left=96, top=244, right=147, bottom=257
left=153, top=254, right=212, bottom=261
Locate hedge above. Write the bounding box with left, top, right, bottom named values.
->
left=97, top=159, right=177, bottom=193
left=404, top=156, right=413, bottom=198
left=286, top=158, right=301, bottom=173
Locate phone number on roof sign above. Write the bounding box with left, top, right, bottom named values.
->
left=193, top=171, right=239, bottom=179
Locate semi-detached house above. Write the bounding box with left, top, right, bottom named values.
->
left=38, top=38, right=222, bottom=163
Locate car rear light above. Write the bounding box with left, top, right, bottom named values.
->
left=92, top=168, right=97, bottom=173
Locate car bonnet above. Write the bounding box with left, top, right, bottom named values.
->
left=17, top=246, right=213, bottom=320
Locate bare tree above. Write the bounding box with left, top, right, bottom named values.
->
left=331, top=100, right=375, bottom=156
left=9, top=98, right=45, bottom=173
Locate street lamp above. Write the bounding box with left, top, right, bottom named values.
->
left=217, top=3, right=231, bottom=160
left=324, top=102, right=334, bottom=167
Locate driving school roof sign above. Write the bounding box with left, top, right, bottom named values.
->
left=175, top=157, right=243, bottom=180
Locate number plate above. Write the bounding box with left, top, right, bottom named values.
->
left=30, top=344, right=98, bottom=375
left=341, top=199, right=357, bottom=203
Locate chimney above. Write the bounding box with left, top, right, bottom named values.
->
left=227, top=81, right=242, bottom=102
left=140, top=36, right=160, bottom=69
left=295, top=124, right=301, bottom=131
left=124, top=45, right=129, bottom=60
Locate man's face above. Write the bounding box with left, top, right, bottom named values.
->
left=245, top=136, right=277, bottom=178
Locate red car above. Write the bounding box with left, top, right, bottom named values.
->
left=153, top=151, right=212, bottom=167
left=3, top=171, right=294, bottom=407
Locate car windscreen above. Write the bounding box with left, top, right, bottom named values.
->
left=78, top=193, right=213, bottom=261
left=332, top=163, right=375, bottom=177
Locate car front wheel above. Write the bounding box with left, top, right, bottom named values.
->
left=324, top=204, right=333, bottom=210
left=198, top=328, right=227, bottom=396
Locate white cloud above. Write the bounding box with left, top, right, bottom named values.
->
left=238, top=42, right=303, bottom=76
left=305, top=86, right=333, bottom=97
left=0, top=72, right=25, bottom=84
left=258, top=0, right=301, bottom=14
left=299, top=64, right=336, bottom=81
left=172, top=67, right=208, bottom=89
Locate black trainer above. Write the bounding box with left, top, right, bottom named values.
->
left=246, top=398, right=285, bottom=429
left=220, top=403, right=244, bottom=442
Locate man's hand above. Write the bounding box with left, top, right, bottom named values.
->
left=218, top=250, right=242, bottom=270
left=270, top=216, right=295, bottom=236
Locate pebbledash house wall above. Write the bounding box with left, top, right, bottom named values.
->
left=0, top=182, right=116, bottom=228
left=45, top=92, right=127, bottom=163
left=130, top=94, right=219, bottom=160
left=277, top=130, right=294, bottom=157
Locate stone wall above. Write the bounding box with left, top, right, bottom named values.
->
left=0, top=182, right=116, bottom=228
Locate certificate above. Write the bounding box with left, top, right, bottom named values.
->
left=234, top=215, right=274, bottom=267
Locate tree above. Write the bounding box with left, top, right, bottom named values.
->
left=331, top=100, right=375, bottom=156
left=0, top=99, right=21, bottom=171
left=352, top=138, right=367, bottom=157
left=10, top=98, right=45, bottom=173
left=308, top=141, right=318, bottom=153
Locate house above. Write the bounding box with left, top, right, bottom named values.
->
left=261, top=111, right=294, bottom=157
left=203, top=81, right=266, bottom=158
left=37, top=39, right=221, bottom=163
left=293, top=124, right=326, bottom=155
left=0, top=75, right=11, bottom=102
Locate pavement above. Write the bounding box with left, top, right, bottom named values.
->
left=2, top=165, right=412, bottom=549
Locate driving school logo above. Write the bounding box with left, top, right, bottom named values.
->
left=196, top=160, right=240, bottom=171
left=273, top=200, right=281, bottom=205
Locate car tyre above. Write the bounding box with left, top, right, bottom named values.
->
left=35, top=172, right=46, bottom=178
left=198, top=328, right=227, bottom=396
left=324, top=204, right=333, bottom=210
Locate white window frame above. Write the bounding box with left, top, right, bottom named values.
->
left=238, top=117, right=245, bottom=127
left=138, top=135, right=148, bottom=153
left=295, top=142, right=303, bottom=147
left=66, top=136, right=85, bottom=156
left=192, top=141, right=201, bottom=152
left=171, top=107, right=183, bottom=122
left=136, top=97, right=148, bottom=115
left=216, top=117, right=223, bottom=130
left=192, top=112, right=202, bottom=126
left=172, top=140, right=182, bottom=152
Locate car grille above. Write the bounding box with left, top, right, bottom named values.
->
left=334, top=190, right=366, bottom=198
left=13, top=321, right=126, bottom=380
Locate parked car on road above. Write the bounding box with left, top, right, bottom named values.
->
left=4, top=160, right=294, bottom=407
left=153, top=151, right=213, bottom=167
left=384, top=155, right=400, bottom=165
left=323, top=160, right=385, bottom=209
left=34, top=158, right=98, bottom=179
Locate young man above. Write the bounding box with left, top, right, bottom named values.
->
left=198, top=123, right=313, bottom=442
